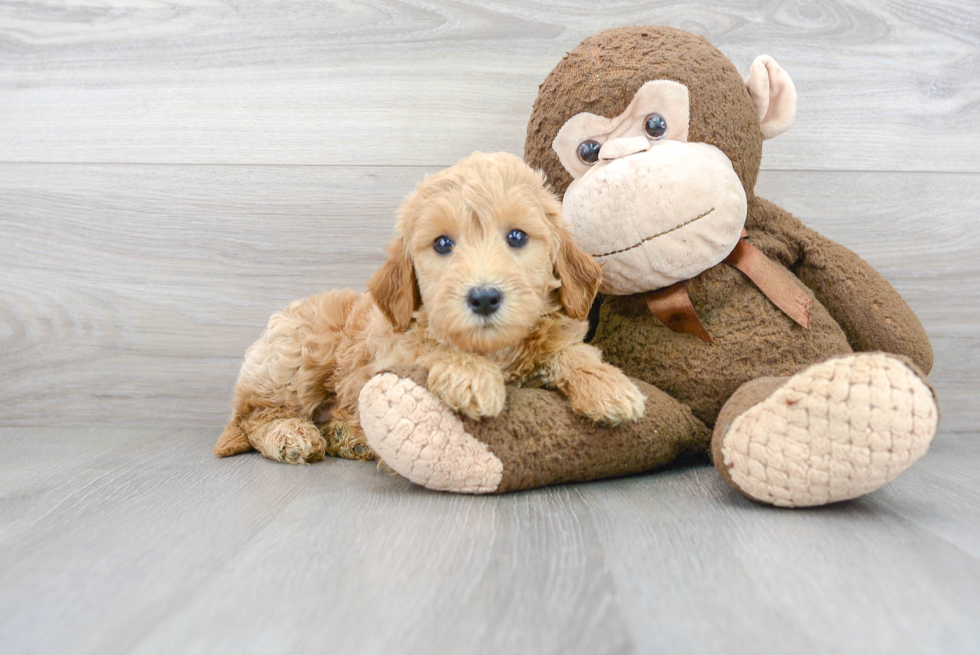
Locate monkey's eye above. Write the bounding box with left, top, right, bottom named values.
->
left=576, top=139, right=602, bottom=165
left=644, top=113, right=668, bottom=140
left=433, top=235, right=454, bottom=254
left=506, top=229, right=528, bottom=248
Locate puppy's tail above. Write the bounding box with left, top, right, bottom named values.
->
left=214, top=416, right=253, bottom=458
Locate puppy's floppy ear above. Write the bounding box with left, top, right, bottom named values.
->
left=553, top=222, right=603, bottom=320
left=367, top=238, right=420, bottom=332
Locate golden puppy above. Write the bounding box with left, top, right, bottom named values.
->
left=214, top=152, right=644, bottom=464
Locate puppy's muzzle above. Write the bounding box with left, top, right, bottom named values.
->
left=467, top=286, right=503, bottom=317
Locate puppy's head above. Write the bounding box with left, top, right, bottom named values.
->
left=368, top=152, right=602, bottom=354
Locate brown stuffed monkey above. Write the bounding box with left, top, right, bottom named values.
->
left=356, top=26, right=939, bottom=507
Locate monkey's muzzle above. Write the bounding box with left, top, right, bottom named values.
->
left=562, top=140, right=747, bottom=295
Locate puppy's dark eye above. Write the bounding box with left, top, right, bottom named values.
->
left=506, top=229, right=528, bottom=248
left=576, top=140, right=602, bottom=165
left=644, top=113, right=667, bottom=140
left=433, top=235, right=454, bottom=254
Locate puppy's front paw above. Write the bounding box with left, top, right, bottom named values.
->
left=566, top=364, right=645, bottom=425
left=427, top=358, right=506, bottom=420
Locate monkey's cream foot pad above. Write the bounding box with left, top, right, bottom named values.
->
left=359, top=370, right=503, bottom=493
left=715, top=353, right=939, bottom=508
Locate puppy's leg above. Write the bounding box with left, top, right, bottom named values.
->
left=316, top=404, right=377, bottom=461
left=420, top=349, right=506, bottom=420
left=218, top=289, right=365, bottom=464
left=214, top=416, right=253, bottom=457
left=240, top=409, right=328, bottom=464
left=550, top=343, right=645, bottom=425
left=320, top=421, right=377, bottom=460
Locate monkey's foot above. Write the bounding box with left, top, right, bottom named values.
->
left=358, top=365, right=710, bottom=494
left=712, top=353, right=939, bottom=507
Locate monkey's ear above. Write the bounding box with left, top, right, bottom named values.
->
left=367, top=238, right=420, bottom=331
left=744, top=55, right=797, bottom=140
left=554, top=224, right=603, bottom=320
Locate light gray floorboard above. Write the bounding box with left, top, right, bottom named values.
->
left=1, top=1, right=978, bottom=172
left=2, top=167, right=976, bottom=431
left=1, top=428, right=978, bottom=655
left=580, top=438, right=980, bottom=654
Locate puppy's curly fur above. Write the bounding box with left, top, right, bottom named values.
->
left=214, top=152, right=644, bottom=464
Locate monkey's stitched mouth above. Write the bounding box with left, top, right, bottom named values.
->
left=592, top=207, right=715, bottom=258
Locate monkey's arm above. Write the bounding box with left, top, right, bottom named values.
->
left=750, top=197, right=933, bottom=374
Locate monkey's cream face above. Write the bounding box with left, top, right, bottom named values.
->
left=553, top=80, right=747, bottom=295
left=402, top=168, right=561, bottom=354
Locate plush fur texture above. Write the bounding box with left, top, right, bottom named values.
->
left=356, top=26, right=938, bottom=506
left=525, top=26, right=764, bottom=201
left=524, top=26, right=933, bottom=422
left=214, top=152, right=643, bottom=464
left=591, top=194, right=934, bottom=430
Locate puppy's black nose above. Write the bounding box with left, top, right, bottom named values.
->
left=467, top=286, right=503, bottom=316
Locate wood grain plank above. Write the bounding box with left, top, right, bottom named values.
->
left=1, top=0, right=978, bottom=171
left=0, top=427, right=408, bottom=655
left=0, top=428, right=633, bottom=655
left=1, top=165, right=975, bottom=430
left=128, top=486, right=634, bottom=655
left=1, top=427, right=977, bottom=654
left=871, top=431, right=980, bottom=559
left=578, top=446, right=980, bottom=654
left=0, top=163, right=424, bottom=428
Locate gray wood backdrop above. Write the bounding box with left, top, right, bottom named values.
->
left=1, top=1, right=977, bottom=430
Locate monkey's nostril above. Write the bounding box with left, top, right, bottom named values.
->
left=467, top=287, right=503, bottom=316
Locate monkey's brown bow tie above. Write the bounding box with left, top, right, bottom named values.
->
left=644, top=230, right=812, bottom=344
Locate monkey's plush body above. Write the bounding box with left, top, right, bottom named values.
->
left=356, top=26, right=939, bottom=506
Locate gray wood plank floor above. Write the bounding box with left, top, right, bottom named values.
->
left=3, top=1, right=979, bottom=653
left=1, top=427, right=978, bottom=655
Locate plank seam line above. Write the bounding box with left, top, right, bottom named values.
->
left=0, top=162, right=978, bottom=175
